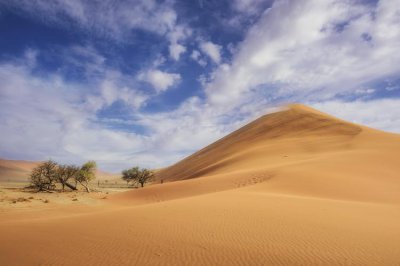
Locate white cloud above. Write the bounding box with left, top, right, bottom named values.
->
left=138, top=69, right=181, bottom=93
left=311, top=99, right=400, bottom=133
left=190, top=50, right=207, bottom=66
left=86, top=71, right=148, bottom=111
left=232, top=0, right=269, bottom=16
left=2, top=0, right=176, bottom=39
left=204, top=0, right=400, bottom=106
left=0, top=49, right=151, bottom=171
left=169, top=43, right=186, bottom=61
left=199, top=41, right=222, bottom=64
left=167, top=24, right=191, bottom=60
left=1, top=0, right=192, bottom=58
left=0, top=49, right=269, bottom=171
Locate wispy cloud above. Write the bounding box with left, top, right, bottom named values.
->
left=1, top=0, right=192, bottom=62
left=0, top=47, right=256, bottom=171
left=138, top=69, right=181, bottom=93
left=311, top=98, right=400, bottom=133
left=199, top=41, right=223, bottom=64
left=204, top=0, right=400, bottom=106
left=2, top=0, right=176, bottom=38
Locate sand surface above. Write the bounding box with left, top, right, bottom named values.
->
left=1, top=104, right=400, bottom=265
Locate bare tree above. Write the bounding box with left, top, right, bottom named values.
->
left=75, top=161, right=97, bottom=193
left=56, top=164, right=79, bottom=191
left=30, top=160, right=58, bottom=192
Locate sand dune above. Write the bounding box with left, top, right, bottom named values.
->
left=1, top=104, right=400, bottom=265
left=0, top=159, right=40, bottom=182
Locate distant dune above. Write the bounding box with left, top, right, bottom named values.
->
left=0, top=159, right=40, bottom=182
left=1, top=104, right=400, bottom=265
left=0, top=159, right=119, bottom=182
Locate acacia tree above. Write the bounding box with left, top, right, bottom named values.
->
left=75, top=161, right=97, bottom=193
left=56, top=164, right=79, bottom=191
left=121, top=167, right=139, bottom=185
left=30, top=160, right=58, bottom=192
left=137, top=169, right=154, bottom=188
left=121, top=167, right=153, bottom=188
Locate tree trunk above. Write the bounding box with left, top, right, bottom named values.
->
left=140, top=182, right=144, bottom=187
left=81, top=182, right=90, bottom=193
left=64, top=182, right=77, bottom=191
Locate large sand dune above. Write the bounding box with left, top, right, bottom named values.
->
left=1, top=104, right=400, bottom=265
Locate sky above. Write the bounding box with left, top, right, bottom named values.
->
left=0, top=0, right=399, bottom=172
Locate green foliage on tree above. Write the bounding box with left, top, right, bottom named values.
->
left=121, top=167, right=154, bottom=188
left=30, top=160, right=58, bottom=192
left=56, top=164, right=79, bottom=191
left=122, top=167, right=139, bottom=185
left=30, top=160, right=97, bottom=193
left=75, top=161, right=97, bottom=193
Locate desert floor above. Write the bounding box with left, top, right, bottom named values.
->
left=1, top=105, right=400, bottom=265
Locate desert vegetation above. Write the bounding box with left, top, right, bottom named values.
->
left=30, top=160, right=97, bottom=193
left=121, top=167, right=154, bottom=188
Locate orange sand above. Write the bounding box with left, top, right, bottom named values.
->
left=1, top=104, right=400, bottom=265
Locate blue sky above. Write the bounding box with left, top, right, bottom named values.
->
left=0, top=0, right=399, bottom=171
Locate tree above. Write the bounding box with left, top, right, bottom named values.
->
left=56, top=164, right=79, bottom=191
left=121, top=167, right=153, bottom=188
left=75, top=161, right=97, bottom=193
left=137, top=169, right=154, bottom=188
left=121, top=167, right=139, bottom=185
left=30, top=160, right=58, bottom=192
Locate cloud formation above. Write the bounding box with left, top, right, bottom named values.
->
left=199, top=41, right=222, bottom=64
left=205, top=0, right=400, bottom=105
left=0, top=0, right=399, bottom=172
left=138, top=69, right=181, bottom=93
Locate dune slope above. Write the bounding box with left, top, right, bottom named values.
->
left=157, top=104, right=362, bottom=182
left=1, top=104, right=400, bottom=266
left=0, top=159, right=40, bottom=182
